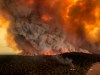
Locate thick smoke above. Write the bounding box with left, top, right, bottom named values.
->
left=0, top=0, right=100, bottom=55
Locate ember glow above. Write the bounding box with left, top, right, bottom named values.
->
left=41, top=14, right=52, bottom=22
left=0, top=0, right=100, bottom=55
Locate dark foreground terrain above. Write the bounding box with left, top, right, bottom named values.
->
left=0, top=52, right=100, bottom=75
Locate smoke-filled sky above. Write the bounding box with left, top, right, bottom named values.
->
left=0, top=0, right=100, bottom=55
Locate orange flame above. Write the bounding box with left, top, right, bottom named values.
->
left=0, top=15, right=10, bottom=28
left=58, top=0, right=100, bottom=43
left=0, top=12, right=21, bottom=54
left=84, top=5, right=100, bottom=43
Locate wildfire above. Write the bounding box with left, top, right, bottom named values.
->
left=0, top=12, right=21, bottom=54
left=0, top=0, right=100, bottom=55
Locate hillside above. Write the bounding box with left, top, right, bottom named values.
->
left=0, top=52, right=100, bottom=75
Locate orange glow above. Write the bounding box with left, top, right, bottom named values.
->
left=84, top=5, right=100, bottom=42
left=0, top=13, right=21, bottom=54
left=49, top=0, right=58, bottom=7
left=0, top=15, right=10, bottom=28
left=85, top=24, right=100, bottom=42
left=57, top=0, right=100, bottom=43
left=28, top=0, right=34, bottom=5
left=41, top=14, right=52, bottom=22
left=39, top=49, right=69, bottom=55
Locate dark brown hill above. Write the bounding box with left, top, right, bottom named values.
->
left=0, top=52, right=100, bottom=75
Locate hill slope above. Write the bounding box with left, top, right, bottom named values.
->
left=0, top=52, right=100, bottom=75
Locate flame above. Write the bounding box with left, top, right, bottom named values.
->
left=0, top=15, right=9, bottom=28
left=84, top=5, right=100, bottom=43
left=0, top=13, right=21, bottom=54
left=57, top=0, right=100, bottom=43
left=39, top=49, right=69, bottom=55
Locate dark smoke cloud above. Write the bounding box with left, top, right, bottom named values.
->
left=0, top=0, right=100, bottom=55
